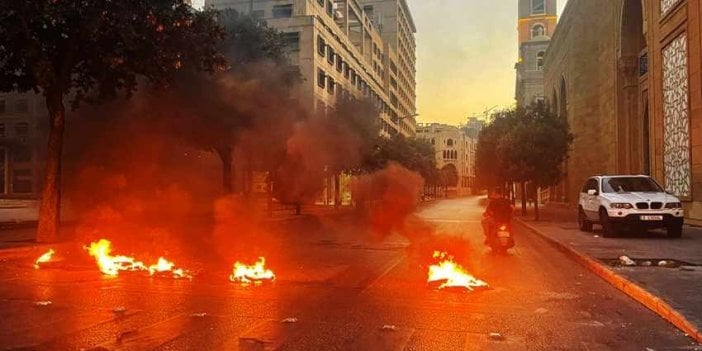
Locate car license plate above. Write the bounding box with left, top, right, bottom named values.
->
left=641, top=215, right=663, bottom=221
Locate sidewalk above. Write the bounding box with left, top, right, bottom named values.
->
left=518, top=204, right=702, bottom=343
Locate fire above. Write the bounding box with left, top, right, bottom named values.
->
left=229, top=257, right=275, bottom=284
left=34, top=249, right=55, bottom=269
left=85, top=239, right=147, bottom=276
left=148, top=257, right=192, bottom=279
left=85, top=239, right=192, bottom=279
left=427, top=251, right=489, bottom=291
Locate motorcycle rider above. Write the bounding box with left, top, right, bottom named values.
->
left=482, top=188, right=513, bottom=245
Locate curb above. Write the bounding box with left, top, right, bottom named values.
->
left=517, top=218, right=702, bottom=344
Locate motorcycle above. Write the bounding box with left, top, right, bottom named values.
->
left=488, top=222, right=515, bottom=254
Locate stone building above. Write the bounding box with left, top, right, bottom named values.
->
left=544, top=0, right=702, bottom=224
left=515, top=0, right=558, bottom=107
left=205, top=0, right=417, bottom=137
left=416, top=123, right=477, bottom=196
left=0, top=92, right=45, bottom=199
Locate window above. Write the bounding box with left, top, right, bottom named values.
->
left=12, top=169, right=33, bottom=194
left=336, top=56, right=343, bottom=72
left=531, top=0, right=545, bottom=14
left=326, top=0, right=333, bottom=16
left=344, top=64, right=350, bottom=79
left=328, top=77, right=335, bottom=94
left=537, top=51, right=545, bottom=70
left=272, top=4, right=293, bottom=18
left=251, top=10, right=264, bottom=19
left=12, top=145, right=32, bottom=163
left=317, top=69, right=326, bottom=89
left=15, top=99, right=28, bottom=113
left=602, top=177, right=662, bottom=193
left=317, top=36, right=326, bottom=56
left=327, top=47, right=335, bottom=65
left=317, top=0, right=324, bottom=6
left=363, top=5, right=374, bottom=16
left=15, top=122, right=29, bottom=137
left=581, top=179, right=599, bottom=193
left=350, top=70, right=356, bottom=84
left=531, top=24, right=545, bottom=38
left=282, top=32, right=300, bottom=51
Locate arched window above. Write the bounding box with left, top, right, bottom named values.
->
left=532, top=24, right=545, bottom=39
left=537, top=51, right=545, bottom=71
left=447, top=139, right=454, bottom=147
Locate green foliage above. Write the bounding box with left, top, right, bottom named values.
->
left=362, top=134, right=439, bottom=184
left=0, top=0, right=226, bottom=105
left=476, top=102, right=573, bottom=189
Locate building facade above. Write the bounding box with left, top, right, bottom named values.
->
left=0, top=92, right=45, bottom=199
left=515, top=0, right=558, bottom=107
left=544, top=0, right=702, bottom=224
left=416, top=123, right=477, bottom=196
left=206, top=0, right=417, bottom=137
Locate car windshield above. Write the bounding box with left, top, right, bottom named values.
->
left=602, top=177, right=663, bottom=193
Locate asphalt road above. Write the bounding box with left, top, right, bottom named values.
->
left=0, top=197, right=699, bottom=350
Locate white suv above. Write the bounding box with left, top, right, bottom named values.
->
left=577, top=175, right=684, bottom=238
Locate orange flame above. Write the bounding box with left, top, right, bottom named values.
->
left=148, top=257, right=192, bottom=280
left=229, top=257, right=275, bottom=284
left=427, top=251, right=488, bottom=291
left=34, top=249, right=55, bottom=269
left=85, top=239, right=147, bottom=276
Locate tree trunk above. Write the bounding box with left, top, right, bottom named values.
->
left=36, top=90, right=66, bottom=243
left=534, top=187, right=541, bottom=221
left=521, top=182, right=527, bottom=216
left=216, top=146, right=233, bottom=193
left=334, top=173, right=341, bottom=208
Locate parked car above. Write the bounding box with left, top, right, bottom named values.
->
left=577, top=175, right=684, bottom=238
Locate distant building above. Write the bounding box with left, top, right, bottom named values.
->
left=0, top=92, right=45, bottom=199
left=416, top=123, right=477, bottom=196
left=205, top=0, right=417, bottom=137
left=544, top=0, right=702, bottom=225
left=515, top=0, right=557, bottom=107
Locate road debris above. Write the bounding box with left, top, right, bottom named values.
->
left=381, top=325, right=398, bottom=331
left=618, top=256, right=636, bottom=266
left=191, top=312, right=208, bottom=318
left=488, top=332, right=504, bottom=341
left=280, top=317, right=298, bottom=323
left=34, top=301, right=52, bottom=307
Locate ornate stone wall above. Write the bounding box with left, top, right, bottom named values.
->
left=662, top=33, right=692, bottom=198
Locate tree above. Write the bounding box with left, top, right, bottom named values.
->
left=362, top=134, right=438, bottom=186
left=0, top=1, right=225, bottom=242
left=156, top=9, right=299, bottom=194
left=475, top=103, right=573, bottom=220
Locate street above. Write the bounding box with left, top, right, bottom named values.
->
left=0, top=197, right=698, bottom=350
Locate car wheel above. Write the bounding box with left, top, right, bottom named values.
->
left=599, top=208, right=617, bottom=237
left=667, top=223, right=683, bottom=238
left=578, top=207, right=593, bottom=232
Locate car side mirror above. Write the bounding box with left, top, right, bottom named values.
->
left=587, top=189, right=598, bottom=196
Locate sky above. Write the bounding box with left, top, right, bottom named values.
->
left=191, top=0, right=569, bottom=125
left=411, top=0, right=568, bottom=125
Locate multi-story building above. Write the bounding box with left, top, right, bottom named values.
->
left=515, top=0, right=557, bottom=107
left=206, top=0, right=417, bottom=137
left=544, top=0, right=702, bottom=225
left=416, top=123, right=477, bottom=196
left=0, top=92, right=45, bottom=199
